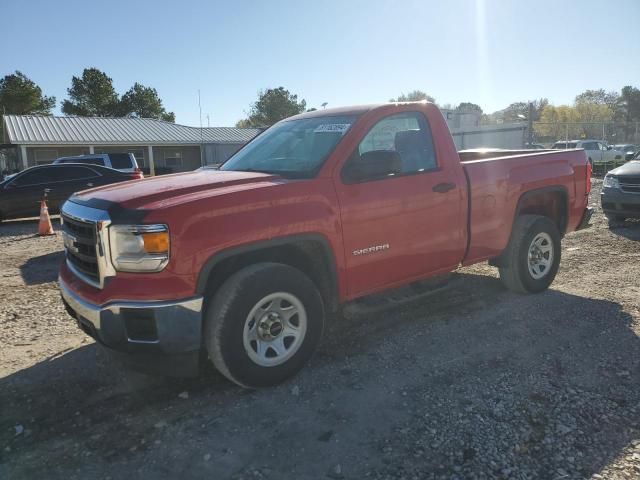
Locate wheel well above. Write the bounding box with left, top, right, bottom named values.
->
left=198, top=238, right=339, bottom=313
left=489, top=188, right=568, bottom=268
left=515, top=187, right=568, bottom=235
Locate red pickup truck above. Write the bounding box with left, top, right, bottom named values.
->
left=59, top=102, right=592, bottom=387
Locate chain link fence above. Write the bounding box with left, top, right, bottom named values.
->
left=533, top=121, right=640, bottom=146
left=531, top=121, right=639, bottom=174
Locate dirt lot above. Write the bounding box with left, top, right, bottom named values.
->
left=1, top=180, right=639, bottom=480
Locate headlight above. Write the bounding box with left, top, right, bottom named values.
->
left=109, top=225, right=169, bottom=272
left=602, top=175, right=620, bottom=189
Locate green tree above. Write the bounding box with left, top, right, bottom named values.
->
left=235, top=118, right=254, bottom=128
left=119, top=82, right=175, bottom=122
left=502, top=98, right=548, bottom=122
left=618, top=86, right=640, bottom=122
left=535, top=102, right=613, bottom=141
left=455, top=102, right=483, bottom=114
left=61, top=68, right=119, bottom=116
left=389, top=90, right=435, bottom=103
left=237, top=87, right=307, bottom=127
left=535, top=104, right=580, bottom=140
left=0, top=71, right=55, bottom=141
left=617, top=86, right=640, bottom=141
left=0, top=71, right=56, bottom=115
left=574, top=88, right=619, bottom=111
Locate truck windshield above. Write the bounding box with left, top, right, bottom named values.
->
left=219, top=115, right=357, bottom=178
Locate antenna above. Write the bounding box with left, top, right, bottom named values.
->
left=207, top=114, right=210, bottom=127
left=198, top=90, right=204, bottom=167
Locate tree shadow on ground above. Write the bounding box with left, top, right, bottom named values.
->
left=1, top=273, right=638, bottom=479
left=19, top=250, right=65, bottom=285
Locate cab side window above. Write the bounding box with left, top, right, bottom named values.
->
left=343, top=112, right=437, bottom=183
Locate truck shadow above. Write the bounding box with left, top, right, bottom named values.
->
left=608, top=218, right=640, bottom=241
left=19, top=250, right=65, bottom=285
left=1, top=273, right=638, bottom=479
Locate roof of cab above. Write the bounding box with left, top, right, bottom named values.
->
left=285, top=102, right=436, bottom=121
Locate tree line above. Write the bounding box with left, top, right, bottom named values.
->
left=0, top=68, right=174, bottom=138
left=2, top=69, right=639, bottom=142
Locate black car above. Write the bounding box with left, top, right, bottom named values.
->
left=601, top=158, right=640, bottom=224
left=0, top=163, right=142, bottom=222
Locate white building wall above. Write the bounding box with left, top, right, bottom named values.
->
left=449, top=124, right=527, bottom=150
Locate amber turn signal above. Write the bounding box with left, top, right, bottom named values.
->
left=142, top=232, right=170, bottom=254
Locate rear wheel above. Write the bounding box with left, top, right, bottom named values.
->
left=204, top=263, right=324, bottom=388
left=498, top=215, right=561, bottom=293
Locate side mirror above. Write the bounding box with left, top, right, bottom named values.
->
left=343, top=150, right=402, bottom=184
left=607, top=146, right=612, bottom=150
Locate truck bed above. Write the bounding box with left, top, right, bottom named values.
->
left=459, top=149, right=590, bottom=265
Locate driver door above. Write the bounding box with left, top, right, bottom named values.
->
left=334, top=111, right=467, bottom=298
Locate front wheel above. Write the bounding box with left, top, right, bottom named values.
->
left=498, top=215, right=561, bottom=294
left=204, top=263, right=325, bottom=388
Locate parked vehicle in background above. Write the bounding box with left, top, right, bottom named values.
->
left=612, top=144, right=638, bottom=161
left=601, top=159, right=640, bottom=225
left=59, top=102, right=592, bottom=388
left=54, top=153, right=141, bottom=174
left=552, top=139, right=624, bottom=172
left=0, top=164, right=143, bottom=222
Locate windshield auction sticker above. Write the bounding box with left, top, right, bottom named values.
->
left=314, top=124, right=351, bottom=134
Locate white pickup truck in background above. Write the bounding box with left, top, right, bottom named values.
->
left=552, top=139, right=624, bottom=172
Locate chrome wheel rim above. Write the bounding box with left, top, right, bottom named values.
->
left=527, top=232, right=554, bottom=280
left=243, top=292, right=307, bottom=367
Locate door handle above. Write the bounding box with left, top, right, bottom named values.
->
left=432, top=182, right=456, bottom=193
left=86, top=183, right=94, bottom=187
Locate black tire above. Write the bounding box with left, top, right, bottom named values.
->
left=498, top=215, right=561, bottom=294
left=204, top=262, right=324, bottom=388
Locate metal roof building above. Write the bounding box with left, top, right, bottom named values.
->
left=2, top=115, right=261, bottom=175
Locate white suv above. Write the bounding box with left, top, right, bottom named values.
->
left=54, top=153, right=141, bottom=174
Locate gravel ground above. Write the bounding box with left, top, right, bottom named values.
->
left=1, top=180, right=639, bottom=480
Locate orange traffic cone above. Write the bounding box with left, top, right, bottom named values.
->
left=38, top=199, right=55, bottom=236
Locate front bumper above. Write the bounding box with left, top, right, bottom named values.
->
left=601, top=188, right=640, bottom=218
left=59, top=277, right=204, bottom=376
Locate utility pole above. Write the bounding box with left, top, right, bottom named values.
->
left=198, top=90, right=204, bottom=167
left=527, top=102, right=534, bottom=147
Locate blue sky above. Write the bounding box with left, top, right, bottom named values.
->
left=3, top=0, right=639, bottom=126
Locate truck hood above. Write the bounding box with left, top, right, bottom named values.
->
left=610, top=160, right=640, bottom=176
left=72, top=169, right=283, bottom=211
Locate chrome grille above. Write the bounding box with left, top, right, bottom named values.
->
left=60, top=201, right=114, bottom=289
left=62, top=213, right=100, bottom=283
left=619, top=176, right=640, bottom=194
